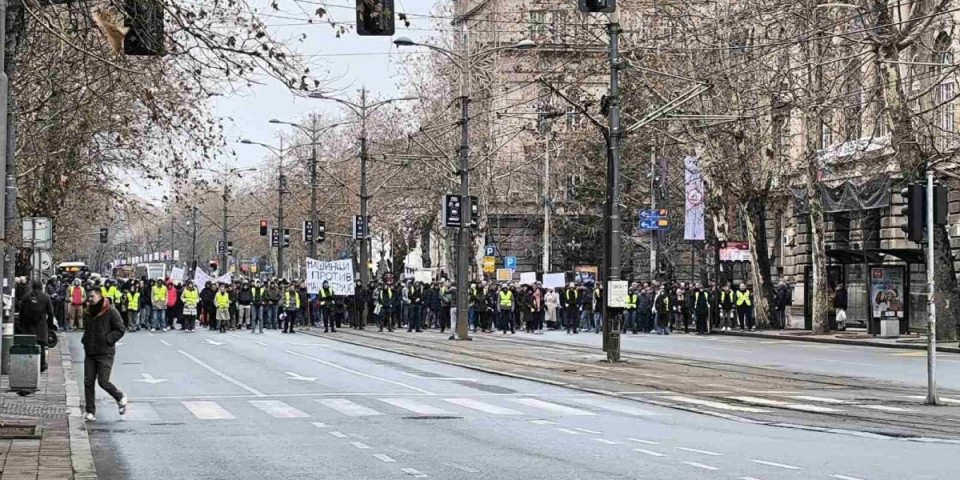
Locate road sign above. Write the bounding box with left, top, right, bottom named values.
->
left=30, top=251, right=52, bottom=272
left=496, top=268, right=513, bottom=282
left=639, top=209, right=670, bottom=230
left=217, top=240, right=225, bottom=255
left=504, top=256, right=517, bottom=270
left=270, top=228, right=280, bottom=247
left=483, top=256, right=495, bottom=273
left=607, top=280, right=628, bottom=308
left=442, top=194, right=479, bottom=228
left=22, top=217, right=53, bottom=249
left=303, top=220, right=314, bottom=243
left=340, top=250, right=349, bottom=260
left=484, top=245, right=496, bottom=256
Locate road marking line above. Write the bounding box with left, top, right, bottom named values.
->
left=665, top=396, right=770, bottom=413
left=159, top=339, right=171, bottom=346
left=316, top=399, right=383, bottom=417
left=684, top=461, right=719, bottom=471
left=389, top=446, right=414, bottom=454
left=328, top=431, right=348, bottom=438
left=573, top=427, right=602, bottom=434
left=555, top=428, right=582, bottom=435
left=401, top=373, right=478, bottom=382
left=349, top=441, right=370, bottom=449
left=311, top=422, right=329, bottom=428
left=566, top=396, right=660, bottom=416
left=812, top=358, right=872, bottom=367
left=508, top=398, right=596, bottom=416
left=252, top=341, right=268, bottom=346
left=751, top=459, right=801, bottom=470
left=676, top=447, right=722, bottom=456
left=443, top=398, right=521, bottom=415
left=628, top=438, right=660, bottom=445
left=379, top=398, right=453, bottom=415
left=528, top=419, right=556, bottom=425
left=728, top=396, right=841, bottom=413
left=178, top=350, right=265, bottom=397
left=401, top=467, right=428, bottom=478
left=830, top=475, right=865, bottom=480
left=372, top=453, right=396, bottom=463
left=182, top=401, right=235, bottom=420
left=860, top=405, right=913, bottom=412
left=286, top=350, right=433, bottom=394
left=789, top=396, right=849, bottom=404
left=249, top=400, right=310, bottom=418
left=444, top=462, right=479, bottom=473
left=635, top=449, right=666, bottom=457
left=890, top=351, right=927, bottom=357
left=591, top=438, right=621, bottom=445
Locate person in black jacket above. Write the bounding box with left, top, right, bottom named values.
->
left=562, top=283, right=580, bottom=334
left=834, top=283, right=848, bottom=331
left=81, top=289, right=126, bottom=422
left=691, top=283, right=710, bottom=334
left=17, top=280, right=56, bottom=372
left=200, top=283, right=216, bottom=330
left=408, top=281, right=425, bottom=332
left=775, top=281, right=791, bottom=330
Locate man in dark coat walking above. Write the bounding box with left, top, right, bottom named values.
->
left=17, top=280, right=56, bottom=372
left=80, top=289, right=127, bottom=422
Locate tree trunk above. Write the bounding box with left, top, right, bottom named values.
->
left=805, top=113, right=830, bottom=334
left=745, top=197, right=775, bottom=328
left=933, top=225, right=959, bottom=340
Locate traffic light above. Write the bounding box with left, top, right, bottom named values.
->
left=578, top=0, right=615, bottom=13
left=260, top=219, right=268, bottom=237
left=317, top=221, right=326, bottom=242
left=900, top=184, right=924, bottom=243
left=99, top=227, right=108, bottom=244
left=227, top=241, right=234, bottom=257
left=283, top=228, right=291, bottom=248
left=124, top=0, right=165, bottom=56
left=303, top=220, right=314, bottom=243
left=356, top=0, right=395, bottom=36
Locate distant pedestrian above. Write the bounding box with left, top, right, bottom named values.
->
left=775, top=281, right=791, bottom=329
left=834, top=283, right=848, bottom=331
left=81, top=289, right=126, bottom=422
left=17, top=280, right=56, bottom=372
left=283, top=283, right=300, bottom=333
left=215, top=284, right=230, bottom=333
left=735, top=283, right=753, bottom=331
left=181, top=281, right=199, bottom=333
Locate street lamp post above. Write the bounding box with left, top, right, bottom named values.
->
left=393, top=35, right=535, bottom=341
left=308, top=89, right=419, bottom=288
left=197, top=167, right=257, bottom=276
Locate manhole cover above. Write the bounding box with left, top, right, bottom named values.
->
left=0, top=423, right=41, bottom=439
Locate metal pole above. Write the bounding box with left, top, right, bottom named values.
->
left=278, top=141, right=285, bottom=279
left=602, top=17, right=623, bottom=362
left=191, top=206, right=198, bottom=272
left=359, top=89, right=370, bottom=286
left=926, top=170, right=939, bottom=405
left=542, top=133, right=550, bottom=273
left=2, top=6, right=17, bottom=377
left=650, top=149, right=656, bottom=278
left=310, top=116, right=319, bottom=259
left=221, top=184, right=229, bottom=276
left=454, top=21, right=472, bottom=342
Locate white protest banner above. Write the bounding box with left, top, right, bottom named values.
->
left=520, top=272, right=537, bottom=285
left=169, top=267, right=185, bottom=285
left=306, top=258, right=355, bottom=295
left=684, top=156, right=706, bottom=241
left=543, top=272, right=566, bottom=289
left=193, top=268, right=212, bottom=291
left=216, top=273, right=232, bottom=285
left=414, top=270, right=433, bottom=284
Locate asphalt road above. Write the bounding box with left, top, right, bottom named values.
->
left=530, top=329, right=960, bottom=390
left=69, top=329, right=954, bottom=480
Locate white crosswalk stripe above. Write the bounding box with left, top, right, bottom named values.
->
left=443, top=398, right=522, bottom=415
left=379, top=398, right=454, bottom=415
left=728, top=396, right=841, bottom=413
left=249, top=400, right=310, bottom=419
left=508, top=398, right=596, bottom=416
left=316, top=399, right=383, bottom=417
left=182, top=401, right=235, bottom=420
left=566, top=396, right=659, bottom=416
left=664, top=396, right=770, bottom=413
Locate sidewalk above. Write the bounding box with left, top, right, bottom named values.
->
left=0, top=336, right=96, bottom=480
left=717, top=328, right=960, bottom=353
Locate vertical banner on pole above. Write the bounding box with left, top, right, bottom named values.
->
left=684, top=156, right=705, bottom=241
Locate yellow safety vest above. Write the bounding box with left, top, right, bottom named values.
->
left=625, top=294, right=637, bottom=309
left=736, top=290, right=752, bottom=307
left=721, top=291, right=734, bottom=304
left=215, top=291, right=230, bottom=309
left=284, top=291, right=301, bottom=309
left=126, top=292, right=140, bottom=311
left=565, top=290, right=578, bottom=301
left=182, top=289, right=200, bottom=309
left=153, top=285, right=168, bottom=304
left=499, top=290, right=513, bottom=308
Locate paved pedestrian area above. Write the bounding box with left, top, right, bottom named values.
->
left=0, top=337, right=78, bottom=480
left=718, top=327, right=960, bottom=352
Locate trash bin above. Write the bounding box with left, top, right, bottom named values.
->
left=9, top=334, right=40, bottom=395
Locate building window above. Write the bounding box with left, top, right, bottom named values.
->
left=566, top=105, right=581, bottom=129
left=821, top=111, right=834, bottom=150
left=550, top=9, right=569, bottom=43
left=936, top=49, right=955, bottom=150
left=566, top=173, right=583, bottom=200
left=528, top=11, right=546, bottom=40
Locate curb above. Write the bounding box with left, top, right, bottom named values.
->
left=60, top=335, right=98, bottom=480
left=304, top=329, right=960, bottom=444
left=716, top=330, right=960, bottom=353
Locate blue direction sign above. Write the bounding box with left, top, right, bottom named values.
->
left=504, top=256, right=517, bottom=270
left=639, top=209, right=670, bottom=231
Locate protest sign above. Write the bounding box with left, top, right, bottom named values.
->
left=543, top=272, right=565, bottom=289
left=169, top=267, right=185, bottom=285
left=306, top=258, right=355, bottom=295
left=520, top=272, right=537, bottom=285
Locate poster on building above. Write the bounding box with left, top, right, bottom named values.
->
left=306, top=258, right=355, bottom=295
left=496, top=269, right=513, bottom=282
left=870, top=267, right=905, bottom=319
left=684, top=156, right=706, bottom=241
left=719, top=241, right=751, bottom=262
left=574, top=266, right=598, bottom=284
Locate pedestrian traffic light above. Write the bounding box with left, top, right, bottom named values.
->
left=303, top=220, right=314, bottom=243
left=99, top=227, right=108, bottom=244
left=900, top=184, right=924, bottom=243
left=356, top=0, right=395, bottom=36
left=578, top=0, right=615, bottom=13
left=283, top=228, right=291, bottom=248
left=259, top=219, right=268, bottom=237
left=227, top=241, right=234, bottom=257
left=317, top=221, right=326, bottom=243
left=124, top=0, right=165, bottom=56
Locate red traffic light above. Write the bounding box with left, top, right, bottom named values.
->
left=259, top=219, right=268, bottom=236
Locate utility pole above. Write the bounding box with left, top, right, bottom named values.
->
left=309, top=116, right=319, bottom=259
left=926, top=170, right=939, bottom=405
left=359, top=89, right=370, bottom=287
left=542, top=131, right=550, bottom=273
left=455, top=20, right=473, bottom=342
left=221, top=183, right=229, bottom=276
left=601, top=14, right=623, bottom=362
left=190, top=206, right=198, bottom=272
left=278, top=138, right=285, bottom=279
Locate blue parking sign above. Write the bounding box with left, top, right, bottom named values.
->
left=505, top=256, right=517, bottom=270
